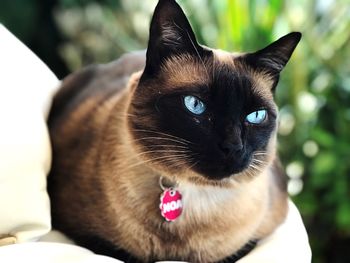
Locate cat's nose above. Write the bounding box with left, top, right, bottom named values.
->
left=219, top=140, right=243, bottom=157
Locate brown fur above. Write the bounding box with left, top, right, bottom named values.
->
left=48, top=49, right=288, bottom=262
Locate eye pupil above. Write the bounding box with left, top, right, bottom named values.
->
left=184, top=96, right=206, bottom=115
left=246, top=109, right=267, bottom=124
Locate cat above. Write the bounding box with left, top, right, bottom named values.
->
left=47, top=0, right=301, bottom=262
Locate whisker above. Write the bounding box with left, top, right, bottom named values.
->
left=123, top=113, right=137, bottom=117
left=251, top=158, right=267, bottom=165
left=118, top=151, right=192, bottom=165
left=133, top=129, right=193, bottom=145
left=132, top=136, right=190, bottom=146
left=112, top=113, right=137, bottom=119
left=187, top=160, right=199, bottom=171
left=117, top=153, right=195, bottom=173
left=133, top=144, right=190, bottom=150
left=249, top=163, right=264, bottom=173
left=167, top=158, right=194, bottom=170
left=253, top=151, right=268, bottom=156
left=243, top=168, right=256, bottom=179
left=132, top=149, right=193, bottom=159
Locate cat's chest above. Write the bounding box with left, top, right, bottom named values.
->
left=155, top=176, right=268, bottom=229
left=152, top=180, right=268, bottom=261
left=178, top=183, right=238, bottom=221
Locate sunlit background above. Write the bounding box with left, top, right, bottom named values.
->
left=1, top=0, right=349, bottom=262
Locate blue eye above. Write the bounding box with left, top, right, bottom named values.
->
left=184, top=96, right=206, bottom=115
left=246, top=110, right=267, bottom=124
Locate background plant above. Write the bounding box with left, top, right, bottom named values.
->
left=1, top=0, right=349, bottom=262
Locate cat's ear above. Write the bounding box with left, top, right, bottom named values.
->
left=245, top=32, right=301, bottom=80
left=143, top=0, right=203, bottom=76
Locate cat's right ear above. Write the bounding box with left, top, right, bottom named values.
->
left=245, top=32, right=302, bottom=83
left=142, top=0, right=204, bottom=76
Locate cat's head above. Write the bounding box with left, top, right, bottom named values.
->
left=127, top=0, right=301, bottom=184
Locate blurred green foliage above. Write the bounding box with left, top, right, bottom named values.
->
left=1, top=0, right=349, bottom=262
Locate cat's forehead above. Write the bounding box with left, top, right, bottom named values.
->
left=160, top=50, right=274, bottom=99
left=161, top=53, right=210, bottom=88
left=212, top=49, right=275, bottom=100
left=212, top=49, right=238, bottom=66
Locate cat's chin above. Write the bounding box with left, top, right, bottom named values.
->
left=203, top=167, right=249, bottom=181
left=184, top=165, right=253, bottom=188
left=189, top=155, right=254, bottom=182
left=186, top=172, right=246, bottom=188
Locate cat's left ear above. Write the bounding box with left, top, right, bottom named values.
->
left=245, top=32, right=302, bottom=83
left=143, top=0, right=204, bottom=76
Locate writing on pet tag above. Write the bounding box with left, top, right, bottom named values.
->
left=160, top=188, right=183, bottom=222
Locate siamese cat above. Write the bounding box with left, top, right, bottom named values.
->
left=48, top=0, right=301, bottom=262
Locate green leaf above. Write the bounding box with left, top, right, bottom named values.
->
left=310, top=152, right=337, bottom=188
left=310, top=128, right=336, bottom=148
left=336, top=202, right=350, bottom=230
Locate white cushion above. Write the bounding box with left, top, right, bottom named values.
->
left=0, top=242, right=122, bottom=263
left=0, top=24, right=59, bottom=243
